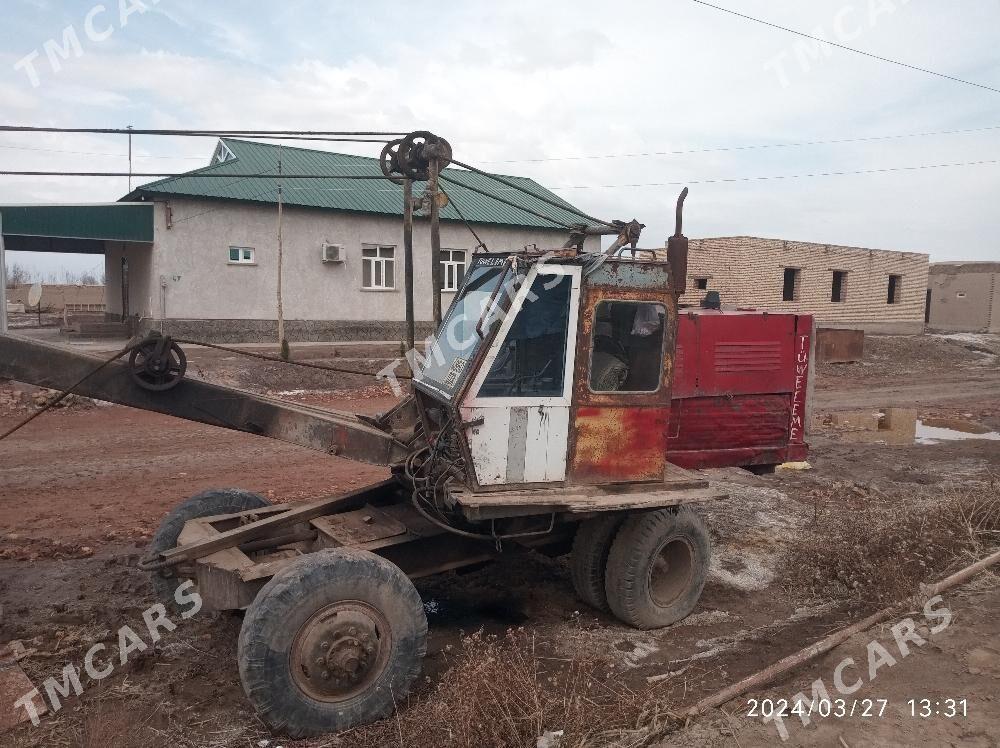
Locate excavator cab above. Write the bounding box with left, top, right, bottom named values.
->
left=412, top=249, right=681, bottom=489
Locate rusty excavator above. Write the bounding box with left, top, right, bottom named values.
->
left=0, top=132, right=752, bottom=737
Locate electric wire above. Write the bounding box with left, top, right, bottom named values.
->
left=542, top=158, right=1000, bottom=189
left=0, top=126, right=407, bottom=137
left=0, top=171, right=396, bottom=179
left=438, top=173, right=573, bottom=229
left=479, top=124, right=1000, bottom=164
left=438, top=185, right=488, bottom=251
left=690, top=0, right=1000, bottom=95
left=450, top=158, right=614, bottom=227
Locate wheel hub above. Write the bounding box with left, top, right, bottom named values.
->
left=648, top=537, right=695, bottom=608
left=291, top=602, right=389, bottom=701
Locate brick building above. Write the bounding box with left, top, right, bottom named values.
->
left=926, top=261, right=1000, bottom=333
left=677, top=237, right=929, bottom=334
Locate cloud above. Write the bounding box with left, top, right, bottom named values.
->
left=1, top=0, right=998, bottom=267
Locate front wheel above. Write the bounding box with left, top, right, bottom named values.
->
left=238, top=549, right=427, bottom=737
left=604, top=508, right=711, bottom=629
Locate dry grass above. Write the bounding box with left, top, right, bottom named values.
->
left=783, top=479, right=1000, bottom=606
left=334, top=629, right=674, bottom=748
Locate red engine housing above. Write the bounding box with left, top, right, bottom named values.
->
left=666, top=309, right=813, bottom=470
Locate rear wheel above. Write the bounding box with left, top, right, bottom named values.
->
left=147, top=488, right=270, bottom=608
left=570, top=515, right=624, bottom=611
left=605, top=508, right=711, bottom=629
left=238, top=549, right=427, bottom=737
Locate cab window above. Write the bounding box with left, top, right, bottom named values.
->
left=478, top=273, right=572, bottom=398
left=590, top=300, right=664, bottom=392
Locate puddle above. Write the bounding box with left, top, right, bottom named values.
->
left=916, top=417, right=1000, bottom=445
left=817, top=408, right=1000, bottom=446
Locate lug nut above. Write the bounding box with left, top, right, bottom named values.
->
left=316, top=657, right=325, bottom=666
left=320, top=641, right=329, bottom=650
left=321, top=670, right=330, bottom=680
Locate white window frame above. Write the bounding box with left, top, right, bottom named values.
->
left=362, top=244, right=396, bottom=290
left=228, top=246, right=255, bottom=265
left=440, top=249, right=467, bottom=292
left=463, top=265, right=582, bottom=408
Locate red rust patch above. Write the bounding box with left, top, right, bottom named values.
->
left=570, top=406, right=668, bottom=483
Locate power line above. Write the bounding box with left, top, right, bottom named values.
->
left=544, top=158, right=1000, bottom=189
left=0, top=126, right=406, bottom=137
left=480, top=124, right=1000, bottom=164
left=691, top=1, right=1000, bottom=95
left=0, top=171, right=394, bottom=179
left=450, top=158, right=614, bottom=227
left=0, top=143, right=206, bottom=159
left=438, top=173, right=573, bottom=229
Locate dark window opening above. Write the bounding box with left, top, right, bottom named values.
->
left=589, top=301, right=665, bottom=393
left=887, top=274, right=902, bottom=304
left=925, top=289, right=932, bottom=323
left=478, top=274, right=572, bottom=398
left=782, top=268, right=800, bottom=302
left=694, top=277, right=708, bottom=290
left=831, top=271, right=847, bottom=302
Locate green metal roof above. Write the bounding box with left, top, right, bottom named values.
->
left=0, top=203, right=154, bottom=253
left=125, top=138, right=593, bottom=230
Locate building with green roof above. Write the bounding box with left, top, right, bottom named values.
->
left=104, top=138, right=599, bottom=341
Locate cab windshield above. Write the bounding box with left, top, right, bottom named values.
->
left=416, top=258, right=512, bottom=397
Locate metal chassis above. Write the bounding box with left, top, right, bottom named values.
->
left=168, top=474, right=723, bottom=612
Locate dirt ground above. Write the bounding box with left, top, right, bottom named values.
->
left=1, top=332, right=998, bottom=747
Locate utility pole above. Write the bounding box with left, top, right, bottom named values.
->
left=0, top=212, right=7, bottom=335
left=402, top=179, right=415, bottom=351
left=127, top=124, right=133, bottom=193
left=277, top=146, right=286, bottom=358
left=427, top=157, right=443, bottom=328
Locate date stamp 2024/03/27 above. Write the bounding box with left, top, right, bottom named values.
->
left=747, top=697, right=968, bottom=722
left=751, top=594, right=961, bottom=740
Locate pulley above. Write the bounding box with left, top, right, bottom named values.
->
left=379, top=130, right=453, bottom=182
left=129, top=334, right=187, bottom=391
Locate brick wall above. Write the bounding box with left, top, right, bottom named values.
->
left=678, top=237, right=929, bottom=334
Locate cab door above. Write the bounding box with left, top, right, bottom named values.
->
left=459, top=264, right=581, bottom=487
left=567, top=262, right=678, bottom=485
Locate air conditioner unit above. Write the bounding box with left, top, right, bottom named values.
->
left=322, top=243, right=344, bottom=263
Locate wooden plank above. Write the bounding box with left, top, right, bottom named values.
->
left=456, top=485, right=727, bottom=521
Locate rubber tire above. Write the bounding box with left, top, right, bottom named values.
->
left=570, top=515, right=625, bottom=612
left=605, top=508, right=711, bottom=630
left=148, top=488, right=270, bottom=608
left=238, top=549, right=427, bottom=738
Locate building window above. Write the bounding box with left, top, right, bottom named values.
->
left=831, top=271, right=847, bottom=302
left=440, top=249, right=467, bottom=292
left=229, top=246, right=255, bottom=264
left=887, top=274, right=902, bottom=304
left=782, top=268, right=800, bottom=301
left=694, top=277, right=708, bottom=290
left=362, top=245, right=395, bottom=289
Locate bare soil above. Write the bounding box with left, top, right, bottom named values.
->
left=0, top=333, right=998, bottom=747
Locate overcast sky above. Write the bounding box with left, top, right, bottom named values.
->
left=1, top=0, right=998, bottom=278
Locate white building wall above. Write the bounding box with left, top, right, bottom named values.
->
left=138, top=198, right=596, bottom=330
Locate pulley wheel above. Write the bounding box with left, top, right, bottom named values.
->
left=379, top=138, right=406, bottom=185
left=129, top=337, right=187, bottom=391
